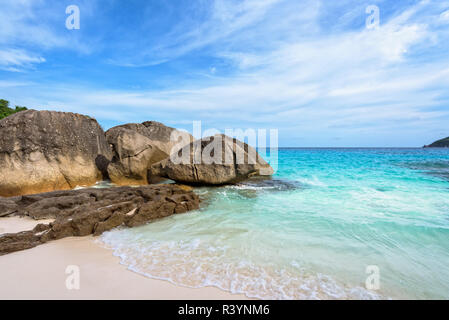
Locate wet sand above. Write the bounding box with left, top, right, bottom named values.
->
left=0, top=218, right=248, bottom=300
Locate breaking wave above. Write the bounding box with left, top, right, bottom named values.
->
left=99, top=234, right=382, bottom=300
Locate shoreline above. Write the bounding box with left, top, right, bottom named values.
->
left=0, top=218, right=248, bottom=300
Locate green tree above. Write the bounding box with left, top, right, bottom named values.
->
left=0, top=99, right=28, bottom=120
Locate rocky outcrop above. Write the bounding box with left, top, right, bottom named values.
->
left=424, top=137, right=449, bottom=148
left=0, top=198, right=17, bottom=217
left=106, top=121, right=193, bottom=185
left=149, top=134, right=274, bottom=185
left=0, top=110, right=112, bottom=197
left=0, top=184, right=200, bottom=255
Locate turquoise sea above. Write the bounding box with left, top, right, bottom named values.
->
left=101, top=148, right=449, bottom=299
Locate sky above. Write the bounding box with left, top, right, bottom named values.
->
left=0, top=0, right=449, bottom=147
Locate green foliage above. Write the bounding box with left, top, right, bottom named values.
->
left=0, top=99, right=28, bottom=120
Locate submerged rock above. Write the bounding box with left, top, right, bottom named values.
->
left=233, top=177, right=304, bottom=192
left=0, top=110, right=112, bottom=197
left=106, top=121, right=193, bottom=185
left=149, top=134, right=274, bottom=185
left=0, top=184, right=200, bottom=255
left=400, top=160, right=449, bottom=182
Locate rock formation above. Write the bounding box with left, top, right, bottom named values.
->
left=0, top=110, right=112, bottom=197
left=149, top=134, right=274, bottom=185
left=0, top=110, right=275, bottom=257
left=424, top=136, right=449, bottom=148
left=0, top=184, right=200, bottom=255
left=0, top=110, right=273, bottom=194
left=106, top=121, right=193, bottom=185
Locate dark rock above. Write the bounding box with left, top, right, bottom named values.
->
left=234, top=177, right=304, bottom=192
left=0, top=230, right=42, bottom=255
left=93, top=213, right=127, bottom=236
left=149, top=134, right=274, bottom=185
left=0, top=199, right=18, bottom=217
left=0, top=184, right=200, bottom=255
left=0, top=110, right=112, bottom=197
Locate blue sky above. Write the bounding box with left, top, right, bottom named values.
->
left=1, top=0, right=449, bottom=147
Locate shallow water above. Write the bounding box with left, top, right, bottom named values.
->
left=101, top=148, right=449, bottom=299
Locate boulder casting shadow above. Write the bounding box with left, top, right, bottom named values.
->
left=0, top=110, right=112, bottom=197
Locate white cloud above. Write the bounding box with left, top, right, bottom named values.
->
left=0, top=0, right=67, bottom=48
left=0, top=80, right=33, bottom=87
left=2, top=0, right=449, bottom=146
left=0, top=0, right=95, bottom=71
left=440, top=10, right=449, bottom=21
left=0, top=49, right=45, bottom=71
left=110, top=0, right=321, bottom=66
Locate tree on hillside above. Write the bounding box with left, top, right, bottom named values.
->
left=0, top=99, right=28, bottom=120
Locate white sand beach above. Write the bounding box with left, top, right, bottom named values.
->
left=0, top=216, right=55, bottom=234
left=0, top=217, right=248, bottom=300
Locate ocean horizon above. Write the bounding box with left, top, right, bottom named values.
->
left=100, top=148, right=449, bottom=299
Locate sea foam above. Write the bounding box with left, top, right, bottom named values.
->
left=101, top=148, right=449, bottom=299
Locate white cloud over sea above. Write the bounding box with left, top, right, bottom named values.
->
left=1, top=0, right=449, bottom=146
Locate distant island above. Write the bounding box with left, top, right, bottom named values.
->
left=0, top=99, right=27, bottom=120
left=424, top=137, right=449, bottom=148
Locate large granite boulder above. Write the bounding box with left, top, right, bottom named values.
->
left=149, top=134, right=274, bottom=185
left=106, top=121, right=193, bottom=185
left=0, top=184, right=200, bottom=255
left=0, top=110, right=112, bottom=197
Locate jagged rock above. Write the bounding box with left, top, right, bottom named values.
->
left=0, top=110, right=112, bottom=197
left=0, top=230, right=42, bottom=254
left=0, top=185, right=200, bottom=255
left=0, top=199, right=18, bottom=217
left=149, top=134, right=274, bottom=185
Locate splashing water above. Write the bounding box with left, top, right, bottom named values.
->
left=101, top=148, right=449, bottom=299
